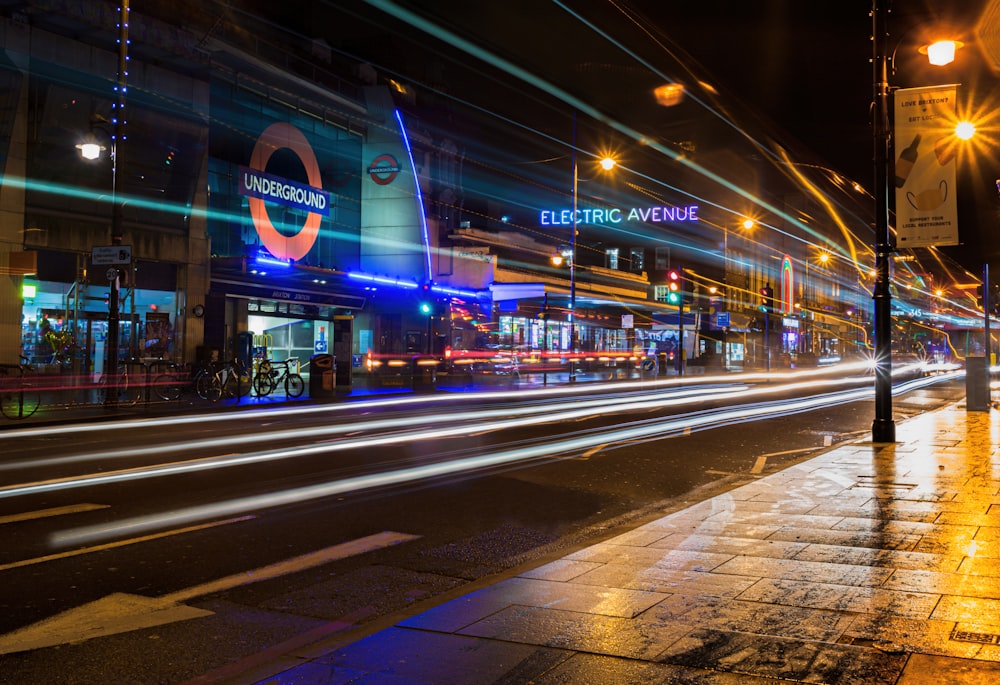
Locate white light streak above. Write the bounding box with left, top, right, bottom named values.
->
left=45, top=372, right=959, bottom=549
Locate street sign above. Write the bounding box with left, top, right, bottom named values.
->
left=105, top=267, right=119, bottom=282
left=92, top=245, right=132, bottom=265
left=717, top=312, right=731, bottom=328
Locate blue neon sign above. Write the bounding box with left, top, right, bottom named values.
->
left=540, top=204, right=699, bottom=226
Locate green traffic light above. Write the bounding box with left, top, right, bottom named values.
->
left=419, top=302, right=432, bottom=315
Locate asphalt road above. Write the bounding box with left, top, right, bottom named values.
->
left=0, top=371, right=966, bottom=683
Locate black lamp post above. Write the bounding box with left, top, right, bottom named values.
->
left=871, top=0, right=896, bottom=442
left=105, top=0, right=130, bottom=408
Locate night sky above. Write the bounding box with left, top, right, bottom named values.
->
left=636, top=0, right=1000, bottom=272
left=267, top=0, right=1000, bottom=274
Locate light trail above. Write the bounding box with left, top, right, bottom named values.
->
left=3, top=384, right=762, bottom=497
left=0, top=384, right=749, bottom=471
left=48, top=375, right=956, bottom=549
left=0, top=362, right=871, bottom=442
left=6, top=372, right=952, bottom=503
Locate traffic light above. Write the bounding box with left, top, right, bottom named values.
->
left=666, top=268, right=683, bottom=305
left=759, top=283, right=774, bottom=313
left=419, top=281, right=434, bottom=316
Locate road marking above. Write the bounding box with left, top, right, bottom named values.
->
left=0, top=503, right=109, bottom=525
left=751, top=456, right=768, bottom=474
left=757, top=447, right=819, bottom=458
left=0, top=530, right=419, bottom=654
left=0, top=516, right=254, bottom=572
left=164, top=530, right=420, bottom=603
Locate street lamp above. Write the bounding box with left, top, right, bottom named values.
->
left=78, top=0, right=130, bottom=409
left=872, top=0, right=902, bottom=441
left=872, top=1, right=966, bottom=441
left=723, top=218, right=754, bottom=309
left=569, top=150, right=616, bottom=382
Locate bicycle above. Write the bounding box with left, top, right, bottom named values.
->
left=0, top=357, right=40, bottom=419
left=96, top=362, right=142, bottom=406
left=152, top=362, right=195, bottom=402
left=253, top=358, right=304, bottom=398
left=199, top=358, right=250, bottom=402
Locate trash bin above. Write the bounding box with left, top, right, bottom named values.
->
left=411, top=355, right=438, bottom=393
left=309, top=353, right=335, bottom=400
left=658, top=352, right=669, bottom=376
left=966, top=356, right=990, bottom=411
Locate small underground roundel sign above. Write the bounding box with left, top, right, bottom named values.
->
left=367, top=153, right=401, bottom=185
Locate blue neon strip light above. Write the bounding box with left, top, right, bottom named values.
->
left=255, top=252, right=292, bottom=268
left=431, top=285, right=486, bottom=299
left=394, top=109, right=434, bottom=280
left=348, top=273, right=420, bottom=288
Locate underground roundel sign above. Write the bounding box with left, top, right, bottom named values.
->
left=367, top=153, right=401, bottom=185
left=242, top=122, right=330, bottom=262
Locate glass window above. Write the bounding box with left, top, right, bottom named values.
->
left=630, top=248, right=644, bottom=273
left=605, top=248, right=618, bottom=270
left=655, top=247, right=670, bottom=271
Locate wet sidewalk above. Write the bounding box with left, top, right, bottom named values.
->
left=244, top=400, right=1000, bottom=684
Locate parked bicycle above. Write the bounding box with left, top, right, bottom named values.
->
left=253, top=358, right=304, bottom=398
left=152, top=361, right=195, bottom=402
left=198, top=358, right=250, bottom=402
left=96, top=361, right=142, bottom=406
left=151, top=358, right=249, bottom=403
left=0, top=357, right=40, bottom=419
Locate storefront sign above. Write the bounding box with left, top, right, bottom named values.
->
left=539, top=204, right=699, bottom=226
left=244, top=122, right=328, bottom=262
left=214, top=278, right=366, bottom=309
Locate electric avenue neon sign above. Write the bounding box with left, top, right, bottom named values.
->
left=539, top=204, right=699, bottom=226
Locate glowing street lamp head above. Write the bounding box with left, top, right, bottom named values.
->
left=742, top=218, right=755, bottom=230
left=955, top=121, right=975, bottom=140
left=76, top=132, right=106, bottom=161
left=921, top=40, right=964, bottom=66
left=653, top=83, right=685, bottom=107
left=599, top=156, right=617, bottom=171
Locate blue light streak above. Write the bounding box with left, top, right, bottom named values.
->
left=394, top=109, right=434, bottom=280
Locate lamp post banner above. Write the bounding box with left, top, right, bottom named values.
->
left=893, top=84, right=959, bottom=248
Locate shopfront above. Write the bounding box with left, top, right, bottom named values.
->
left=20, top=251, right=181, bottom=377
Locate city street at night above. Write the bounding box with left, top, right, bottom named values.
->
left=4, top=0, right=1000, bottom=683
left=0, top=368, right=983, bottom=683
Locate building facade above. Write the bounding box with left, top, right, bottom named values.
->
left=1, top=1, right=881, bottom=390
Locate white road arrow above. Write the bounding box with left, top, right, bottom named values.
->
left=0, top=530, right=419, bottom=654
